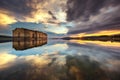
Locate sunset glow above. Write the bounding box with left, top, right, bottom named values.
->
left=72, top=30, right=120, bottom=38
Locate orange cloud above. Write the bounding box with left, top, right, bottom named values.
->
left=74, top=30, right=120, bottom=37
left=24, top=0, right=67, bottom=23
left=85, top=30, right=120, bottom=36
left=0, top=0, right=67, bottom=26
left=24, top=10, right=52, bottom=23
left=0, top=10, right=16, bottom=28
left=0, top=53, right=17, bottom=69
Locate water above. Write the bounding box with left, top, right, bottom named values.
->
left=0, top=39, right=120, bottom=80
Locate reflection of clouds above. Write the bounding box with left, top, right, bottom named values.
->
left=0, top=53, right=17, bottom=69
left=22, top=52, right=66, bottom=66
left=0, top=51, right=66, bottom=69
left=22, top=55, right=51, bottom=66
left=11, top=43, right=68, bottom=56
left=0, top=41, right=120, bottom=80
left=102, top=59, right=120, bottom=72
left=0, top=42, right=68, bottom=69
left=0, top=52, right=119, bottom=80
left=0, top=51, right=68, bottom=80
left=66, top=55, right=108, bottom=80
left=65, top=42, right=120, bottom=72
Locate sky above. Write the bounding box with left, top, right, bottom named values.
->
left=0, top=0, right=120, bottom=37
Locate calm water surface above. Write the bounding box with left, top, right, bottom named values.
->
left=0, top=39, right=120, bottom=80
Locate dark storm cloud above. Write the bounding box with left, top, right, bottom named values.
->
left=67, top=0, right=120, bottom=34
left=67, top=0, right=120, bottom=21
left=68, top=21, right=120, bottom=34
left=0, top=0, right=43, bottom=16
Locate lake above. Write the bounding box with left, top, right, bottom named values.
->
left=0, top=39, right=120, bottom=80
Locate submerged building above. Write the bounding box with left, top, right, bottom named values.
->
left=13, top=28, right=47, bottom=41
left=13, top=28, right=47, bottom=50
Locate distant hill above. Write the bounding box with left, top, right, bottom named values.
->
left=0, top=35, right=12, bottom=38
left=81, top=34, right=120, bottom=42
left=0, top=35, right=12, bottom=43
left=61, top=34, right=120, bottom=42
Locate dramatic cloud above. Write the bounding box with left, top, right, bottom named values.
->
left=67, top=0, right=120, bottom=21
left=67, top=0, right=120, bottom=34
left=0, top=53, right=17, bottom=69
left=0, top=0, right=120, bottom=36
left=0, top=0, right=68, bottom=36
left=0, top=10, right=16, bottom=29
left=0, top=0, right=67, bottom=23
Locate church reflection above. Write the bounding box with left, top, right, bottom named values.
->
left=13, top=39, right=47, bottom=50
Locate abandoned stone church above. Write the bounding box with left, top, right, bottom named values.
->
left=13, top=28, right=47, bottom=41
